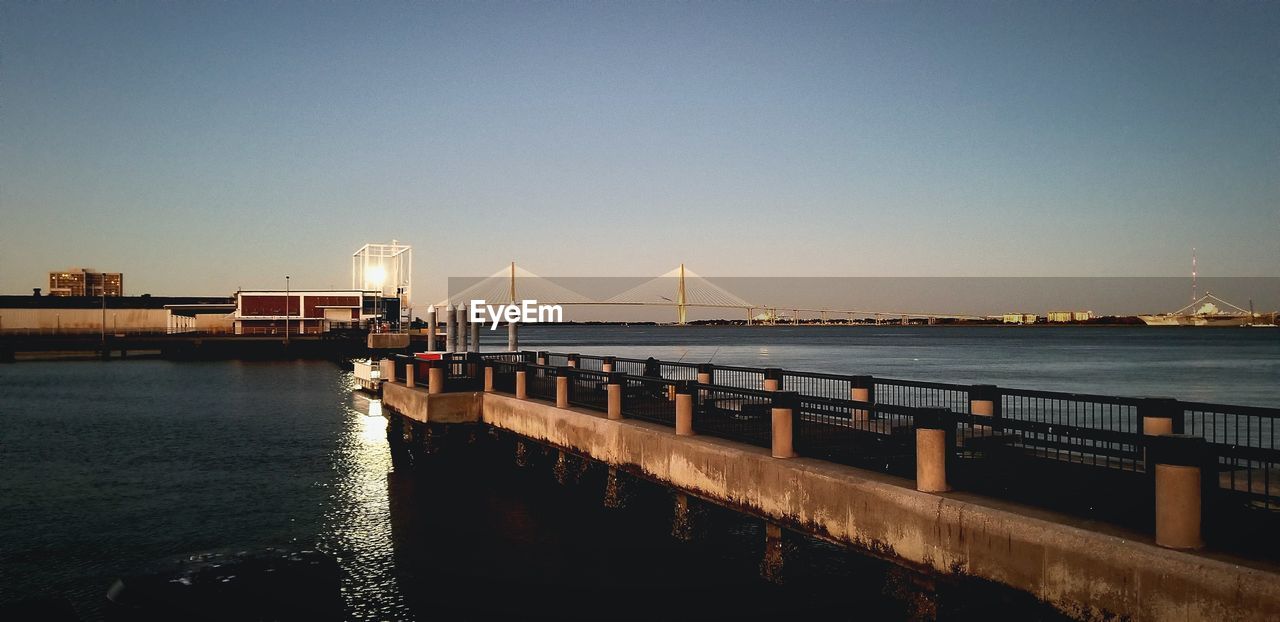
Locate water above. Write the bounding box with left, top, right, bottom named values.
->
left=502, top=325, right=1280, bottom=406
left=1, top=326, right=1276, bottom=619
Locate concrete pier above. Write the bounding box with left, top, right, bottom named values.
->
left=379, top=381, right=1280, bottom=621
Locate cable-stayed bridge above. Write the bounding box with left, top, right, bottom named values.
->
left=435, top=263, right=987, bottom=324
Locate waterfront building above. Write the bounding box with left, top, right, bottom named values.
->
left=1002, top=313, right=1039, bottom=324
left=48, top=268, right=124, bottom=297
left=1047, top=310, right=1094, bottom=323
left=0, top=294, right=233, bottom=333
left=234, top=289, right=384, bottom=335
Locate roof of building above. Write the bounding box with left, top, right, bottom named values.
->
left=0, top=295, right=234, bottom=309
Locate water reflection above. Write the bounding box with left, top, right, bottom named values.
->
left=321, top=377, right=410, bottom=621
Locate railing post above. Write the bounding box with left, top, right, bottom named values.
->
left=606, top=371, right=625, bottom=420
left=427, top=360, right=446, bottom=395
left=483, top=361, right=495, bottom=393
left=850, top=375, right=874, bottom=422
left=1150, top=435, right=1207, bottom=549
left=567, top=353, right=579, bottom=369
left=969, top=384, right=1000, bottom=433
left=601, top=356, right=616, bottom=373
left=515, top=363, right=528, bottom=400
left=675, top=381, right=695, bottom=436
left=1140, top=397, right=1182, bottom=436
left=556, top=367, right=571, bottom=408
left=763, top=368, right=782, bottom=392
left=914, top=408, right=954, bottom=493
left=770, top=391, right=798, bottom=458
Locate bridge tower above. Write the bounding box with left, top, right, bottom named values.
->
left=677, top=263, right=687, bottom=325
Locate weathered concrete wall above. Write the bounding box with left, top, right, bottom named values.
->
left=0, top=308, right=171, bottom=331
left=383, top=382, right=480, bottom=425
left=382, top=385, right=1280, bottom=621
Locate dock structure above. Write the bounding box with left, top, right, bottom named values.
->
left=378, top=352, right=1280, bottom=621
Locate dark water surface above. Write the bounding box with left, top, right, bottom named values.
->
left=2, top=326, right=1276, bottom=619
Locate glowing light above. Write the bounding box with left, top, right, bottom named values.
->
left=366, top=265, right=387, bottom=288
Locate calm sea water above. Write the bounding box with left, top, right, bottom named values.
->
left=1, top=326, right=1275, bottom=619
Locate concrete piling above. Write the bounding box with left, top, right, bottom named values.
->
left=601, top=356, right=615, bottom=373
left=914, top=408, right=953, bottom=493
left=515, top=364, right=528, bottom=399
left=1151, top=435, right=1207, bottom=549
left=405, top=362, right=415, bottom=388
left=507, top=320, right=518, bottom=352
left=1141, top=397, right=1180, bottom=436
left=456, top=304, right=468, bottom=353
left=606, top=372, right=623, bottom=420
left=556, top=368, right=570, bottom=408
left=675, top=382, right=695, bottom=436
left=763, top=368, right=782, bottom=392
left=469, top=317, right=480, bottom=352
left=425, top=306, right=437, bottom=351
left=428, top=361, right=445, bottom=395
left=483, top=363, right=495, bottom=392
left=850, top=375, right=873, bottom=422
left=444, top=303, right=456, bottom=352
left=969, top=384, right=999, bottom=434
left=770, top=391, right=798, bottom=458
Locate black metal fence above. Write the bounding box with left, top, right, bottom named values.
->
left=383, top=349, right=1280, bottom=547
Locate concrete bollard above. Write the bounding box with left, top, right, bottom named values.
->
left=507, top=320, right=518, bottom=351
left=763, top=368, right=782, bottom=392
left=850, top=375, right=873, bottom=422
left=1150, top=435, right=1207, bottom=549
left=556, top=368, right=570, bottom=408
left=601, top=356, right=615, bottom=373
left=1141, top=397, right=1180, bottom=436
left=914, top=408, right=954, bottom=493
left=606, top=372, right=624, bottom=420
left=516, top=367, right=528, bottom=399
left=675, top=382, right=695, bottom=436
left=969, top=384, right=1000, bottom=434
left=567, top=353, right=579, bottom=369
left=696, top=363, right=713, bottom=386
left=444, top=303, right=456, bottom=352
left=483, top=364, right=494, bottom=392
left=405, top=363, right=416, bottom=388
left=770, top=391, right=798, bottom=458
left=536, top=351, right=548, bottom=366
left=427, top=361, right=445, bottom=395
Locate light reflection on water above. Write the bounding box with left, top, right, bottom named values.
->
left=321, top=378, right=410, bottom=621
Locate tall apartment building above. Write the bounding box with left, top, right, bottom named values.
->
left=48, top=268, right=124, bottom=297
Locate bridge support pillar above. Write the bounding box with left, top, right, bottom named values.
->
left=516, top=369, right=528, bottom=399
left=606, top=373, right=623, bottom=420
left=1153, top=435, right=1206, bottom=550
left=770, top=392, right=798, bottom=458
left=675, top=382, right=695, bottom=436
left=761, top=522, right=785, bottom=584
left=555, top=370, right=570, bottom=408
left=915, top=409, right=953, bottom=493
left=428, top=363, right=445, bottom=395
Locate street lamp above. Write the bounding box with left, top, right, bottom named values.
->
left=285, top=275, right=290, bottom=344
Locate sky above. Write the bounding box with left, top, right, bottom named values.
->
left=1, top=1, right=1277, bottom=304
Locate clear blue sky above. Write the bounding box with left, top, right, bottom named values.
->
left=1, top=1, right=1276, bottom=301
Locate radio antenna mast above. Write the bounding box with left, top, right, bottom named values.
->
left=1191, top=248, right=1197, bottom=303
